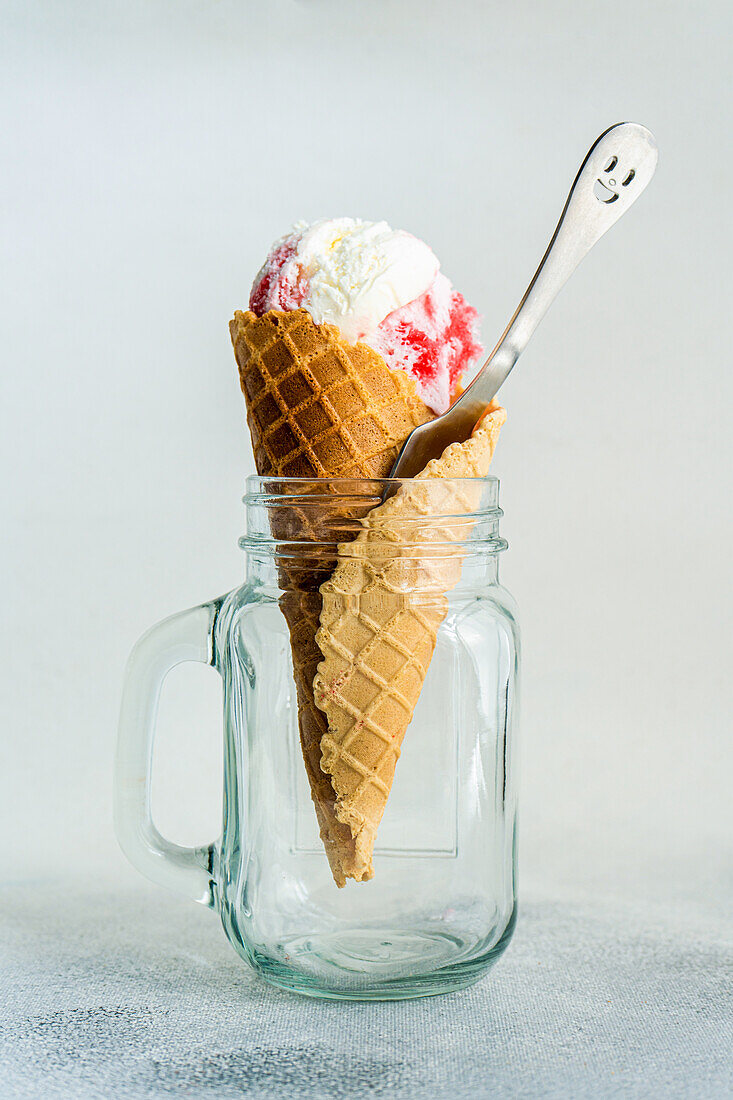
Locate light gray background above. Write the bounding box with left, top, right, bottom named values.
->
left=2, top=2, right=732, bottom=1097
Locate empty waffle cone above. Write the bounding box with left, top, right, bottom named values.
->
left=230, top=308, right=433, bottom=886
left=313, top=404, right=506, bottom=883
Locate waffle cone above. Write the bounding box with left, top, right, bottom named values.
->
left=230, top=308, right=432, bottom=480
left=313, top=404, right=506, bottom=883
left=230, top=308, right=433, bottom=886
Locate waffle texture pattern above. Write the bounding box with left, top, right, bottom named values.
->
left=230, top=309, right=432, bottom=478
left=314, top=405, right=506, bottom=883
left=230, top=308, right=433, bottom=885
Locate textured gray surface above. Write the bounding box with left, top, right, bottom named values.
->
left=2, top=878, right=731, bottom=1099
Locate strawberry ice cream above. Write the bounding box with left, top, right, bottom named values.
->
left=249, top=218, right=483, bottom=414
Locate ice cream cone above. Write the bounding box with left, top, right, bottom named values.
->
left=313, top=404, right=506, bottom=883
left=231, top=308, right=432, bottom=480
left=230, top=307, right=433, bottom=886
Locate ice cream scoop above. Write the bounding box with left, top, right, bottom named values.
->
left=249, top=217, right=483, bottom=413
left=390, top=122, right=659, bottom=479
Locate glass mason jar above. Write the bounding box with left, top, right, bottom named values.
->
left=115, top=476, right=519, bottom=1001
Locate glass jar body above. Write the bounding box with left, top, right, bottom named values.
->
left=115, top=475, right=520, bottom=1001
left=215, top=551, right=519, bottom=1000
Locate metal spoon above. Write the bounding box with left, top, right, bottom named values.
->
left=389, top=122, right=658, bottom=479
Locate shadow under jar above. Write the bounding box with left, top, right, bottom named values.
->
left=115, top=476, right=520, bottom=1001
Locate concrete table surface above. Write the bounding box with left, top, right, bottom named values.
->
left=1, top=876, right=731, bottom=1099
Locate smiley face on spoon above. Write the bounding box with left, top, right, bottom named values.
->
left=594, top=153, right=638, bottom=203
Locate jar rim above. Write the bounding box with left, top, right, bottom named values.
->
left=240, top=474, right=505, bottom=556
left=243, top=474, right=500, bottom=502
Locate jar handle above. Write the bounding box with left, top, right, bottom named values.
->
left=114, top=600, right=222, bottom=908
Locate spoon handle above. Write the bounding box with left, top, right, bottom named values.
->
left=388, top=123, right=658, bottom=479
left=391, top=120, right=660, bottom=486
left=462, top=122, right=658, bottom=412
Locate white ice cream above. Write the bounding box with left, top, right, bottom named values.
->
left=293, top=218, right=439, bottom=342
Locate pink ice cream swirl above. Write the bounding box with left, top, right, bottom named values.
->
left=249, top=219, right=483, bottom=414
